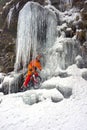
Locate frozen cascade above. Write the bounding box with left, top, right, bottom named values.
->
left=14, top=2, right=57, bottom=71
left=43, top=37, right=80, bottom=78
left=7, top=6, right=15, bottom=28
left=1, top=72, right=24, bottom=94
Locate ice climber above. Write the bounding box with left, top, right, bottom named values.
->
left=23, top=55, right=42, bottom=88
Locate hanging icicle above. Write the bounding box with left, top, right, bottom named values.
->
left=7, top=5, right=15, bottom=28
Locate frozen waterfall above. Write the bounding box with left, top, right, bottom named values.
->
left=14, top=2, right=57, bottom=71
left=14, top=1, right=80, bottom=79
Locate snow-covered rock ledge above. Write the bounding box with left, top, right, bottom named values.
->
left=22, top=88, right=64, bottom=105
left=0, top=88, right=64, bottom=106
left=41, top=76, right=73, bottom=98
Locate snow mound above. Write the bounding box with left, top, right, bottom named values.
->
left=41, top=78, right=57, bottom=89
left=56, top=84, right=72, bottom=98
left=82, top=70, right=87, bottom=81
left=22, top=91, right=38, bottom=105
left=22, top=88, right=63, bottom=105
left=41, top=76, right=73, bottom=98
left=0, top=64, right=87, bottom=130
left=75, top=55, right=84, bottom=68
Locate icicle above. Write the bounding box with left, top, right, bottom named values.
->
left=16, top=2, right=19, bottom=10
left=7, top=6, right=15, bottom=28
left=2, top=75, right=14, bottom=94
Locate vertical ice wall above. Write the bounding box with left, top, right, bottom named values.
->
left=42, top=37, right=80, bottom=78
left=14, top=2, right=57, bottom=71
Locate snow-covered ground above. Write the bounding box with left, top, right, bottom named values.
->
left=0, top=64, right=87, bottom=130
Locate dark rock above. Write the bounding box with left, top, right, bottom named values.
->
left=76, top=29, right=86, bottom=43
left=80, top=2, right=87, bottom=28
left=80, top=44, right=87, bottom=68
left=65, top=28, right=73, bottom=38
left=58, top=71, right=70, bottom=78
left=72, top=0, right=84, bottom=9
left=50, top=0, right=60, bottom=9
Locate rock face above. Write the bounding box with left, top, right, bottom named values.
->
left=50, top=0, right=60, bottom=9
left=72, top=0, right=84, bottom=9
left=80, top=1, right=87, bottom=29
left=0, top=32, right=15, bottom=73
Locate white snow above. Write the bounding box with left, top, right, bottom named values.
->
left=59, top=7, right=81, bottom=24
left=0, top=1, right=87, bottom=130
left=0, top=65, right=87, bottom=130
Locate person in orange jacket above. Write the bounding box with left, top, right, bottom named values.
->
left=23, top=55, right=42, bottom=87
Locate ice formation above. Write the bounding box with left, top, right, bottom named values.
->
left=14, top=2, right=57, bottom=71
left=42, top=37, right=80, bottom=78
left=14, top=1, right=80, bottom=79
left=7, top=6, right=15, bottom=28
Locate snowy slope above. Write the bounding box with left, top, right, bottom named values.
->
left=0, top=65, right=87, bottom=130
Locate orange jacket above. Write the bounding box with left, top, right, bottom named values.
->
left=27, top=59, right=42, bottom=76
